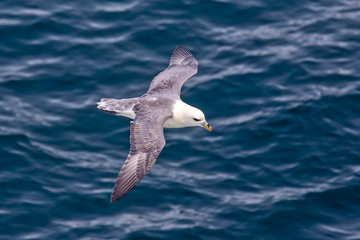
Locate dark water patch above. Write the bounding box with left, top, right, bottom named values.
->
left=1, top=0, right=360, bottom=239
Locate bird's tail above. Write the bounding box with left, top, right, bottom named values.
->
left=97, top=98, right=137, bottom=118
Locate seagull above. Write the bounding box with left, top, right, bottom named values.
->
left=97, top=45, right=212, bottom=202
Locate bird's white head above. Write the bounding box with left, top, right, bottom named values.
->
left=173, top=101, right=212, bottom=131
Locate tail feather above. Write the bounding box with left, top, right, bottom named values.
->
left=97, top=98, right=137, bottom=118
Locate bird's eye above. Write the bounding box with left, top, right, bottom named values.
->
left=193, top=118, right=201, bottom=121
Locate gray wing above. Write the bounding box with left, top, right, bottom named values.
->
left=146, top=45, right=198, bottom=97
left=110, top=105, right=171, bottom=202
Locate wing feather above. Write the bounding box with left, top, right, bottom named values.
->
left=146, top=45, right=198, bottom=97
left=110, top=106, right=171, bottom=202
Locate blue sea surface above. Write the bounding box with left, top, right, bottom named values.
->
left=1, top=0, right=360, bottom=239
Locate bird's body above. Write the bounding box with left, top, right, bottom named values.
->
left=97, top=46, right=212, bottom=202
left=98, top=97, right=204, bottom=128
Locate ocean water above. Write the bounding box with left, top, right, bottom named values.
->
left=1, top=0, right=360, bottom=239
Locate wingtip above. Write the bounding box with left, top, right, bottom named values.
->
left=110, top=195, right=117, bottom=203
left=173, top=45, right=187, bottom=53
left=175, top=44, right=183, bottom=49
left=110, top=190, right=124, bottom=202
left=170, top=45, right=196, bottom=66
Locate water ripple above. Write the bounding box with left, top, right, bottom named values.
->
left=1, top=0, right=360, bottom=239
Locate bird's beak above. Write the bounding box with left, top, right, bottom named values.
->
left=201, top=122, right=212, bottom=132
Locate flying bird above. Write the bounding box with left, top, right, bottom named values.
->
left=97, top=45, right=212, bottom=202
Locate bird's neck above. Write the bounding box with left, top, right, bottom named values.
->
left=172, top=100, right=196, bottom=124
left=163, top=101, right=192, bottom=128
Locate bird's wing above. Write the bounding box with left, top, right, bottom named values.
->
left=110, top=104, right=171, bottom=202
left=146, top=45, right=198, bottom=97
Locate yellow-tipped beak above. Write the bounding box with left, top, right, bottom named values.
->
left=201, top=122, right=213, bottom=132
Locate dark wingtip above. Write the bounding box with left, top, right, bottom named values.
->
left=110, top=192, right=121, bottom=203
left=175, top=44, right=184, bottom=50
left=110, top=196, right=118, bottom=203
left=173, top=45, right=189, bottom=55
left=170, top=45, right=197, bottom=66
